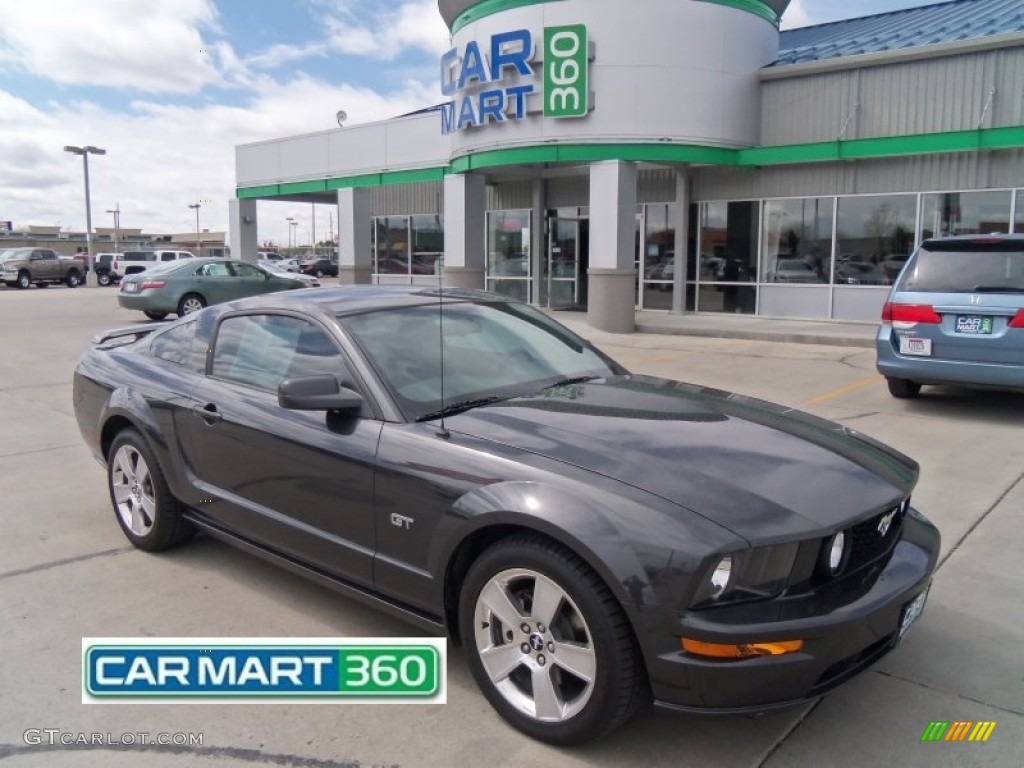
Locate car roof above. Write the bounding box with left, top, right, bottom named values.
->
left=209, top=285, right=509, bottom=319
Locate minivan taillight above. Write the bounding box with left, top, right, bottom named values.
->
left=1009, top=309, right=1024, bottom=328
left=882, top=302, right=942, bottom=327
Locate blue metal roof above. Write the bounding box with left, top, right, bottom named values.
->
left=776, top=0, right=1024, bottom=65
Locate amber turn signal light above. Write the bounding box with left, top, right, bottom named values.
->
left=681, top=638, right=804, bottom=658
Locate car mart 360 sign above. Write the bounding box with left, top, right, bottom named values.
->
left=440, top=25, right=590, bottom=134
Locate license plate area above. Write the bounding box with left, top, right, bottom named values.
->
left=955, top=315, right=993, bottom=334
left=897, top=587, right=929, bottom=642
left=898, top=336, right=932, bottom=356
left=123, top=283, right=138, bottom=293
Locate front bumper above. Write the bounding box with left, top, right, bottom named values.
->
left=644, top=510, right=939, bottom=713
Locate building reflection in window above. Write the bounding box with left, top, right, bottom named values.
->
left=836, top=195, right=916, bottom=286
left=761, top=197, right=833, bottom=284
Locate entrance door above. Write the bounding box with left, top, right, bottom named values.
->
left=546, top=217, right=579, bottom=309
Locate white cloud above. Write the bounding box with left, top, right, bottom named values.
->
left=325, top=0, right=450, bottom=61
left=780, top=0, right=813, bottom=30
left=246, top=42, right=328, bottom=70
left=1, top=73, right=438, bottom=244
left=0, top=0, right=226, bottom=94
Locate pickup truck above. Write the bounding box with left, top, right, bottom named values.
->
left=0, top=247, right=84, bottom=288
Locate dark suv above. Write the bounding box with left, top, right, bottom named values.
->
left=300, top=258, right=338, bottom=278
left=876, top=235, right=1024, bottom=397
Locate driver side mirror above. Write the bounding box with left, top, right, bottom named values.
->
left=278, top=374, right=362, bottom=412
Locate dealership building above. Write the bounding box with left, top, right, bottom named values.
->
left=231, top=0, right=1024, bottom=332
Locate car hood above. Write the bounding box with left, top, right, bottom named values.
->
left=446, top=375, right=917, bottom=542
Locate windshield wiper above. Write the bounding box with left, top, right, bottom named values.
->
left=542, top=375, right=600, bottom=389
left=972, top=285, right=1024, bottom=293
left=417, top=396, right=512, bottom=422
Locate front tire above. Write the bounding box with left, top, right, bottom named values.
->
left=315, top=268, right=324, bottom=278
left=177, top=293, right=206, bottom=317
left=16, top=271, right=31, bottom=289
left=107, top=429, right=193, bottom=551
left=97, top=271, right=112, bottom=286
left=886, top=377, right=921, bottom=399
left=459, top=534, right=647, bottom=745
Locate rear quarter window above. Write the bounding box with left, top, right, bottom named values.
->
left=149, top=319, right=207, bottom=372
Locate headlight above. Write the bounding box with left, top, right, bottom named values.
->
left=690, top=542, right=799, bottom=608
left=828, top=532, right=846, bottom=574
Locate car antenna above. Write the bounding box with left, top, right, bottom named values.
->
left=435, top=275, right=450, bottom=439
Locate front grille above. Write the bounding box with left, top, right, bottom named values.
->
left=846, top=504, right=904, bottom=572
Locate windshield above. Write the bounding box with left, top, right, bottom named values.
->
left=897, top=242, right=1024, bottom=293
left=341, top=299, right=621, bottom=421
left=0, top=248, right=30, bottom=260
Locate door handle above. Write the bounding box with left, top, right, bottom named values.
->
left=191, top=403, right=223, bottom=424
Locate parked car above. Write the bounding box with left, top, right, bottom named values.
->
left=766, top=258, right=822, bottom=283
left=110, top=250, right=196, bottom=283
left=0, top=247, right=84, bottom=288
left=299, top=258, right=338, bottom=278
left=258, top=259, right=320, bottom=287
left=117, top=258, right=309, bottom=319
left=836, top=261, right=887, bottom=285
left=877, top=234, right=1024, bottom=398
left=75, top=286, right=938, bottom=745
left=93, top=253, right=121, bottom=286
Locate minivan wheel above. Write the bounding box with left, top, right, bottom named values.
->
left=459, top=535, right=647, bottom=745
left=177, top=293, right=206, bottom=316
left=887, top=377, right=921, bottom=399
left=107, top=429, right=194, bottom=551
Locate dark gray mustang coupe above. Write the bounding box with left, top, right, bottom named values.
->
left=73, top=287, right=939, bottom=745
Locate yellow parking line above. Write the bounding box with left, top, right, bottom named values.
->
left=806, top=374, right=883, bottom=405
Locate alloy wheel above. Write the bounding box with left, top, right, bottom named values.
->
left=110, top=445, right=156, bottom=536
left=473, top=567, right=597, bottom=723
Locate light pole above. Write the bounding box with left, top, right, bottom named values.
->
left=286, top=216, right=295, bottom=251
left=106, top=203, right=121, bottom=253
left=188, top=203, right=201, bottom=256
left=64, top=144, right=106, bottom=286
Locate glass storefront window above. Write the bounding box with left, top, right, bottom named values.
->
left=487, top=210, right=531, bottom=302
left=411, top=215, right=444, bottom=275
left=698, top=201, right=758, bottom=313
left=836, top=195, right=916, bottom=285
left=374, top=216, right=410, bottom=275
left=761, top=197, right=833, bottom=284
left=920, top=190, right=1011, bottom=240
left=642, top=203, right=675, bottom=309
left=1016, top=190, right=1024, bottom=234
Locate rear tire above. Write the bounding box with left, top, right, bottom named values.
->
left=177, top=293, right=206, bottom=317
left=107, top=429, right=194, bottom=551
left=143, top=310, right=168, bottom=320
left=459, top=534, right=647, bottom=745
left=65, top=271, right=81, bottom=288
left=886, top=377, right=921, bottom=399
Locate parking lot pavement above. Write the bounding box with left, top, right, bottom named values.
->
left=1, top=288, right=1021, bottom=767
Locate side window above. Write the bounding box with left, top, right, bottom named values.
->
left=198, top=262, right=230, bottom=277
left=160, top=252, right=175, bottom=262
left=149, top=319, right=206, bottom=372
left=212, top=314, right=348, bottom=391
left=231, top=262, right=262, bottom=278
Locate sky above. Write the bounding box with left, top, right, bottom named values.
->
left=0, top=0, right=946, bottom=248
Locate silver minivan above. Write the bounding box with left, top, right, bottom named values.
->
left=876, top=235, right=1024, bottom=398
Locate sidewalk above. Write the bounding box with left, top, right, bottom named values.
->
left=551, top=309, right=880, bottom=348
